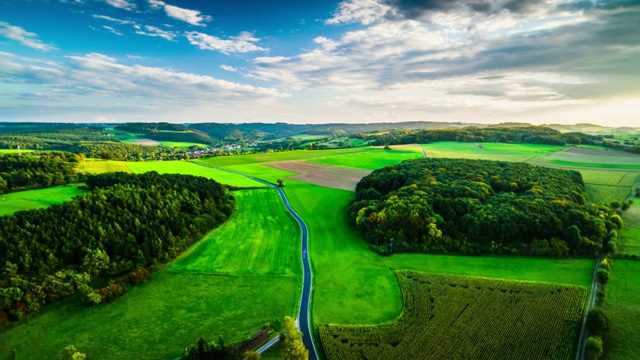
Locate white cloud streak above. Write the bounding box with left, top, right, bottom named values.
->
left=325, top=0, right=390, bottom=25
left=147, top=0, right=212, bottom=26
left=104, top=0, right=135, bottom=10
left=135, top=25, right=177, bottom=41
left=0, top=22, right=56, bottom=51
left=186, top=31, right=268, bottom=54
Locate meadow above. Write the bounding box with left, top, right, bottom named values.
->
left=0, top=187, right=301, bottom=360
left=126, top=161, right=265, bottom=188
left=78, top=159, right=131, bottom=174
left=160, top=141, right=209, bottom=148
left=193, top=148, right=371, bottom=167
left=0, top=149, right=35, bottom=154
left=0, top=184, right=85, bottom=216
left=420, top=142, right=565, bottom=162
left=307, top=146, right=422, bottom=170
left=603, top=260, right=640, bottom=360
left=531, top=147, right=640, bottom=169
left=618, top=201, right=640, bottom=255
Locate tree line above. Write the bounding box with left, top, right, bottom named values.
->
left=0, top=153, right=81, bottom=193
left=348, top=158, right=620, bottom=256
left=0, top=172, right=235, bottom=321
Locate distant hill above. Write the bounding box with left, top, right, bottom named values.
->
left=546, top=123, right=640, bottom=135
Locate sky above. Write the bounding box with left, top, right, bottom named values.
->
left=0, top=0, right=639, bottom=126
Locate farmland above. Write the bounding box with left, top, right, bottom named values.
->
left=126, top=161, right=265, bottom=188
left=0, top=184, right=85, bottom=216
left=78, top=159, right=131, bottom=174
left=618, top=201, right=640, bottom=255
left=603, top=260, right=640, bottom=360
left=0, top=187, right=300, bottom=360
left=160, top=141, right=209, bottom=148
left=420, top=142, right=565, bottom=162
left=319, top=272, right=586, bottom=360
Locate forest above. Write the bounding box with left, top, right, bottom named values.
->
left=0, top=153, right=80, bottom=193
left=0, top=172, right=234, bottom=320
left=347, top=158, right=620, bottom=256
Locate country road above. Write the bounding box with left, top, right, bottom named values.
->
left=193, top=162, right=319, bottom=359
left=576, top=256, right=603, bottom=360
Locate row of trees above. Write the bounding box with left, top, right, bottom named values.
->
left=0, top=153, right=81, bottom=193
left=365, top=126, right=599, bottom=147
left=0, top=172, right=235, bottom=320
left=348, top=158, right=619, bottom=256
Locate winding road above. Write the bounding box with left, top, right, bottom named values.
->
left=193, top=163, right=319, bottom=359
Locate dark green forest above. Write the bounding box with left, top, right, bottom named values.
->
left=0, top=153, right=80, bottom=193
left=0, top=172, right=234, bottom=320
left=348, top=158, right=620, bottom=256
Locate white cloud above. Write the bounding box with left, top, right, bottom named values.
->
left=325, top=0, right=390, bottom=25
left=92, top=15, right=135, bottom=25
left=135, top=25, right=177, bottom=41
left=220, top=64, right=238, bottom=72
left=186, top=31, right=268, bottom=54
left=104, top=0, right=135, bottom=10
left=164, top=5, right=212, bottom=26
left=0, top=22, right=56, bottom=51
left=103, top=25, right=123, bottom=36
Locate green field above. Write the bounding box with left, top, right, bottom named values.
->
left=532, top=147, right=640, bottom=169
left=618, top=201, right=640, bottom=255
left=307, top=147, right=422, bottom=170
left=420, top=142, right=565, bottom=162
left=194, top=148, right=371, bottom=167
left=603, top=260, right=640, bottom=360
left=160, top=141, right=209, bottom=148
left=126, top=161, right=265, bottom=188
left=78, top=159, right=131, bottom=174
left=0, top=185, right=85, bottom=216
left=170, top=189, right=301, bottom=275
left=0, top=188, right=300, bottom=360
left=281, top=179, right=594, bottom=326
left=0, top=149, right=35, bottom=154
left=320, top=272, right=586, bottom=360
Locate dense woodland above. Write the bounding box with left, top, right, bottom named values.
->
left=348, top=158, right=620, bottom=256
left=0, top=153, right=80, bottom=193
left=0, top=172, right=234, bottom=320
left=115, top=123, right=216, bottom=145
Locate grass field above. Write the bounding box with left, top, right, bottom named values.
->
left=280, top=179, right=594, bottom=326
left=160, top=141, right=209, bottom=148
left=0, top=185, right=85, bottom=216
left=420, top=142, right=565, bottom=162
left=532, top=147, right=640, bottom=170
left=169, top=189, right=301, bottom=275
left=307, top=147, right=422, bottom=170
left=0, top=149, right=35, bottom=154
left=618, top=201, right=640, bottom=255
left=126, top=161, right=265, bottom=188
left=79, top=159, right=131, bottom=174
left=603, top=260, right=640, bottom=360
left=0, top=188, right=301, bottom=360
left=194, top=148, right=371, bottom=167
left=320, top=272, right=586, bottom=360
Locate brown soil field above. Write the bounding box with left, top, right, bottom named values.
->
left=264, top=161, right=371, bottom=191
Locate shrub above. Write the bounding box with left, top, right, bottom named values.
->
left=585, top=336, right=603, bottom=360
left=597, top=268, right=609, bottom=284
left=587, top=307, right=610, bottom=337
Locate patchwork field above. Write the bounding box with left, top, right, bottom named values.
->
left=531, top=147, right=640, bottom=169
left=126, top=161, right=265, bottom=188
left=264, top=161, right=370, bottom=191
left=0, top=188, right=300, bottom=360
left=194, top=148, right=371, bottom=167
left=320, top=272, right=586, bottom=360
left=0, top=184, right=85, bottom=216
left=420, top=142, right=565, bottom=162
left=307, top=147, right=422, bottom=170
left=603, top=260, right=640, bottom=360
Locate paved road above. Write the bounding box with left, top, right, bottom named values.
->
left=576, top=256, right=603, bottom=360
left=193, top=163, right=319, bottom=359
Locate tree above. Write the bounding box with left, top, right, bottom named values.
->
left=587, top=307, right=610, bottom=337
left=282, top=316, right=308, bottom=360
left=277, top=178, right=285, bottom=187
left=585, top=336, right=603, bottom=360
left=244, top=350, right=261, bottom=360
left=61, top=345, right=87, bottom=360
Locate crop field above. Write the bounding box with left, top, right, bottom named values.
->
left=618, top=201, right=640, bottom=255
left=78, top=159, right=131, bottom=174
left=0, top=184, right=85, bottom=216
left=193, top=147, right=371, bottom=167
left=577, top=169, right=638, bottom=204
left=0, top=149, right=35, bottom=154
left=420, top=142, right=565, bottom=162
left=319, top=272, right=586, bottom=360
left=281, top=179, right=594, bottom=326
left=126, top=161, right=265, bottom=188
left=603, top=260, right=640, bottom=360
left=0, top=188, right=300, bottom=360
left=532, top=147, right=640, bottom=169
left=264, top=161, right=371, bottom=191
left=160, top=141, right=209, bottom=148
left=307, top=147, right=422, bottom=170
left=169, top=189, right=301, bottom=275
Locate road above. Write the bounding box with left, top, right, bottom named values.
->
left=576, top=256, right=603, bottom=360
left=193, top=162, right=319, bottom=359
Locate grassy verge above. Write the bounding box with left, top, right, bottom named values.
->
left=603, top=260, right=640, bottom=360
left=0, top=184, right=85, bottom=216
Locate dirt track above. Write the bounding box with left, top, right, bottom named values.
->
left=263, top=161, right=371, bottom=191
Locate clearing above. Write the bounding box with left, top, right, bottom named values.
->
left=0, top=184, right=85, bottom=216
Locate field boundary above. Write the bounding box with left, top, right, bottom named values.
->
left=576, top=256, right=603, bottom=360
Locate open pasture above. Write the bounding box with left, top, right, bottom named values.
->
left=127, top=161, right=265, bottom=188
left=264, top=161, right=370, bottom=191
left=78, top=159, right=131, bottom=174
left=307, top=146, right=422, bottom=170
left=420, top=141, right=565, bottom=162
left=0, top=187, right=302, bottom=359
left=281, top=179, right=594, bottom=326
left=194, top=147, right=371, bottom=167
left=603, top=260, right=640, bottom=360
left=169, top=189, right=301, bottom=275
left=160, top=141, right=209, bottom=148
left=320, top=272, right=586, bottom=360
left=0, top=184, right=85, bottom=216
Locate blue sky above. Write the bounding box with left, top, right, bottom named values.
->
left=0, top=0, right=639, bottom=126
